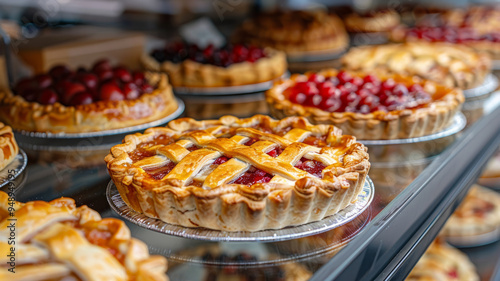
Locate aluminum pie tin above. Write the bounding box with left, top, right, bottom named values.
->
left=360, top=112, right=466, bottom=146
left=173, top=73, right=289, bottom=96
left=0, top=150, right=28, bottom=189
left=445, top=226, right=500, bottom=248
left=15, top=99, right=184, bottom=140
left=463, top=74, right=499, bottom=99
left=286, top=48, right=347, bottom=63
left=107, top=177, right=374, bottom=242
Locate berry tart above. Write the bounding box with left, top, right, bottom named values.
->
left=441, top=185, right=500, bottom=243
left=233, top=10, right=349, bottom=56
left=105, top=115, right=370, bottom=231
left=141, top=43, right=287, bottom=88
left=341, top=42, right=491, bottom=90
left=406, top=239, right=479, bottom=281
left=0, top=191, right=169, bottom=281
left=0, top=60, right=178, bottom=133
left=0, top=123, right=18, bottom=171
left=344, top=9, right=400, bottom=33
left=390, top=26, right=500, bottom=60
left=266, top=69, right=464, bottom=140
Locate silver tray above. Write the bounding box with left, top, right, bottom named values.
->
left=360, top=112, right=466, bottom=146
left=173, top=73, right=289, bottom=96
left=287, top=48, right=347, bottom=63
left=463, top=74, right=499, bottom=99
left=15, top=99, right=184, bottom=139
left=0, top=150, right=28, bottom=189
left=107, top=177, right=374, bottom=242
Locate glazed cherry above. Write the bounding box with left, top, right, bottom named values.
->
left=49, top=65, right=71, bottom=80
left=37, top=89, right=58, bottom=105
left=132, top=72, right=145, bottom=86
left=141, top=83, right=154, bottom=94
left=100, top=81, right=125, bottom=101
left=34, top=74, right=52, bottom=89
left=58, top=81, right=86, bottom=104
left=95, top=69, right=113, bottom=81
left=113, top=66, right=132, bottom=82
left=69, top=91, right=93, bottom=106
left=92, top=59, right=112, bottom=73
left=76, top=73, right=99, bottom=90
left=123, top=82, right=140, bottom=100
left=285, top=72, right=432, bottom=114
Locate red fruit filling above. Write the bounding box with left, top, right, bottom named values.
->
left=143, top=161, right=176, bottom=180
left=13, top=59, right=152, bottom=106
left=404, top=26, right=500, bottom=43
left=448, top=268, right=458, bottom=279
left=285, top=71, right=432, bottom=113
left=233, top=167, right=273, bottom=186
left=151, top=42, right=267, bottom=68
left=294, top=157, right=326, bottom=178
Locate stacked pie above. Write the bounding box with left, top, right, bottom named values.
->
left=0, top=60, right=178, bottom=133
left=142, top=42, right=287, bottom=88
left=233, top=10, right=349, bottom=56
left=406, top=239, right=479, bottom=281
left=341, top=42, right=491, bottom=90
left=0, top=191, right=169, bottom=281
left=266, top=69, right=464, bottom=140
left=0, top=123, right=18, bottom=171
left=344, top=9, right=400, bottom=33
left=105, top=115, right=370, bottom=231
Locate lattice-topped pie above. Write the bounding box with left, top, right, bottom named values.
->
left=233, top=10, right=349, bottom=56
left=341, top=42, right=491, bottom=90
left=105, top=115, right=370, bottom=231
left=266, top=69, right=464, bottom=140
left=0, top=191, right=169, bottom=281
left=0, top=60, right=178, bottom=133
left=141, top=43, right=287, bottom=88
left=0, top=123, right=18, bottom=171
left=406, top=239, right=479, bottom=281
left=442, top=185, right=500, bottom=240
left=344, top=9, right=400, bottom=33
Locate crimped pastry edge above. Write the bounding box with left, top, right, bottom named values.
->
left=0, top=191, right=169, bottom=281
left=266, top=69, right=465, bottom=140
left=141, top=47, right=287, bottom=87
left=0, top=72, right=178, bottom=133
left=105, top=115, right=370, bottom=231
left=0, top=123, right=19, bottom=170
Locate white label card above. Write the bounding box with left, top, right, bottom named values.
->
left=179, top=17, right=226, bottom=48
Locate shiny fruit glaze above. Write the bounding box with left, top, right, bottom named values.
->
left=13, top=59, right=152, bottom=106
left=404, top=26, right=500, bottom=43
left=294, top=157, right=326, bottom=178
left=151, top=42, right=267, bottom=67
left=285, top=72, right=432, bottom=113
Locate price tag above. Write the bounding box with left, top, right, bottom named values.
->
left=179, top=17, right=225, bottom=48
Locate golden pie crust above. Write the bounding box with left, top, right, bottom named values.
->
left=442, top=6, right=500, bottom=36
left=341, top=42, right=491, bottom=90
left=442, top=185, right=500, bottom=238
left=344, top=10, right=400, bottom=33
left=406, top=239, right=479, bottom=281
left=233, top=10, right=349, bottom=56
left=0, top=123, right=18, bottom=171
left=0, top=72, right=178, bottom=134
left=390, top=25, right=500, bottom=60
left=105, top=115, right=370, bottom=231
left=141, top=48, right=287, bottom=88
left=266, top=69, right=465, bottom=140
left=0, top=191, right=169, bottom=281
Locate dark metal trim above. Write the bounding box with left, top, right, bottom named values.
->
left=310, top=106, right=500, bottom=281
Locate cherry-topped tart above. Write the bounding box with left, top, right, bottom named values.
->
left=13, top=60, right=153, bottom=106
left=142, top=42, right=287, bottom=88
left=284, top=71, right=432, bottom=114
left=0, top=60, right=178, bottom=133
left=105, top=115, right=370, bottom=231
left=266, top=69, right=464, bottom=140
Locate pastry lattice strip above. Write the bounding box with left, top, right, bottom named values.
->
left=132, top=127, right=339, bottom=189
